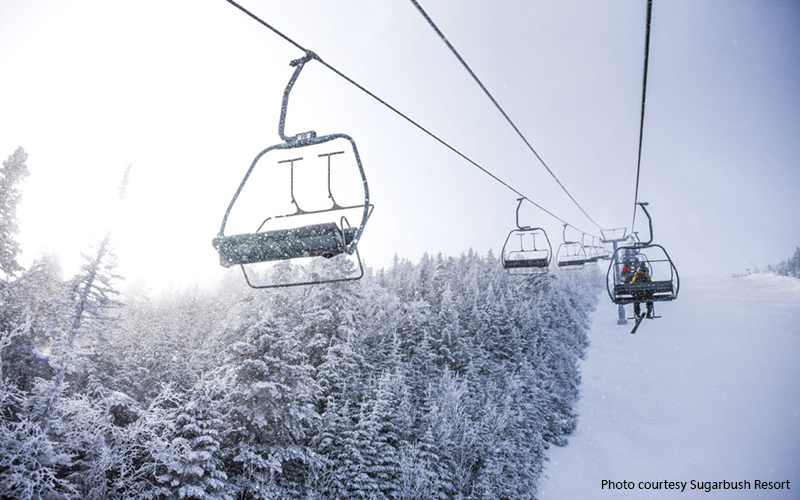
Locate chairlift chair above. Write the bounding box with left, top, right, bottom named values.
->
left=606, top=203, right=679, bottom=305
left=593, top=235, right=611, bottom=260
left=501, top=198, right=552, bottom=274
left=212, top=54, right=373, bottom=288
left=608, top=246, right=676, bottom=304
left=582, top=234, right=602, bottom=263
left=556, top=224, right=587, bottom=269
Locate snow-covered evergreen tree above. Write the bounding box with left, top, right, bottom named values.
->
left=0, top=324, right=75, bottom=499
left=224, top=311, right=319, bottom=498
left=765, top=246, right=800, bottom=278
left=151, top=378, right=232, bottom=500
left=0, top=147, right=29, bottom=280
left=43, top=231, right=123, bottom=421
left=331, top=373, right=403, bottom=500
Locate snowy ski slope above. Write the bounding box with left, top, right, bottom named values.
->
left=538, top=274, right=800, bottom=499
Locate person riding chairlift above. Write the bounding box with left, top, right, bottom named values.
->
left=621, top=263, right=634, bottom=283
left=632, top=264, right=654, bottom=319
left=620, top=250, right=636, bottom=284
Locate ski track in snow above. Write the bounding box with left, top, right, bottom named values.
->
left=539, top=274, right=800, bottom=499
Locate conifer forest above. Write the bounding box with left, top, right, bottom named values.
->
left=1, top=148, right=601, bottom=499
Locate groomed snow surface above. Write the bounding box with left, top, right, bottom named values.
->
left=539, top=274, right=800, bottom=499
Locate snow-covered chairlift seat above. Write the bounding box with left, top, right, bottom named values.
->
left=213, top=223, right=357, bottom=267
left=612, top=280, right=675, bottom=304
left=557, top=257, right=586, bottom=268
left=503, top=254, right=549, bottom=269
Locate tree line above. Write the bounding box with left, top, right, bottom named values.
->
left=1, top=147, right=601, bottom=499
left=763, top=247, right=800, bottom=279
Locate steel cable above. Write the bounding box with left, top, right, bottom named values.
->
left=408, top=0, right=605, bottom=232
left=222, top=0, right=598, bottom=237
left=631, top=0, right=653, bottom=233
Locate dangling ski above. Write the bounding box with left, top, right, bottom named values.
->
left=630, top=313, right=647, bottom=334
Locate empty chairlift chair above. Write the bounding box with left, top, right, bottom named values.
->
left=212, top=54, right=373, bottom=288
left=501, top=198, right=552, bottom=274
left=556, top=224, right=587, bottom=269
left=582, top=233, right=602, bottom=263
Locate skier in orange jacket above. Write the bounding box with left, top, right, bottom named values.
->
left=632, top=265, right=654, bottom=319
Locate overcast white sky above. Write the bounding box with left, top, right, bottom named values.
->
left=1, top=0, right=798, bottom=292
